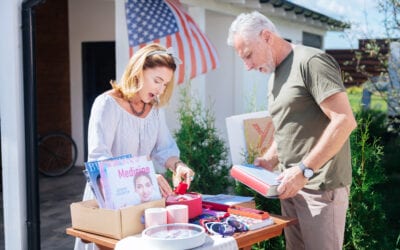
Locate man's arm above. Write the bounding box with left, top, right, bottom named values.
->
left=302, top=91, right=357, bottom=171
left=278, top=91, right=357, bottom=199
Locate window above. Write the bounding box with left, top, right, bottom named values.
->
left=302, top=32, right=322, bottom=49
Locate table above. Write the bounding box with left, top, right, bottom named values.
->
left=66, top=215, right=296, bottom=250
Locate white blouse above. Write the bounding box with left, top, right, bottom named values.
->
left=87, top=92, right=180, bottom=168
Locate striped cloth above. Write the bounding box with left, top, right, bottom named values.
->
left=125, top=0, right=220, bottom=84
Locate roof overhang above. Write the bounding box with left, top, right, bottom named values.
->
left=181, top=0, right=350, bottom=31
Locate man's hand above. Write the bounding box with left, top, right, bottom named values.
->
left=254, top=157, right=275, bottom=171
left=277, top=165, right=308, bottom=199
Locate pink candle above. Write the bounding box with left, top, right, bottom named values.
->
left=144, top=207, right=167, bottom=228
left=166, top=204, right=189, bottom=224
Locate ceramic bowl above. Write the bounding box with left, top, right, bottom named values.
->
left=141, top=223, right=206, bottom=250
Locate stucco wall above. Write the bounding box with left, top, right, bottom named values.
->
left=68, top=0, right=115, bottom=165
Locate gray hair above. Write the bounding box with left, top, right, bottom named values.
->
left=227, top=11, right=279, bottom=47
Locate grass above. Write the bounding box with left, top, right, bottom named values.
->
left=347, top=86, right=387, bottom=113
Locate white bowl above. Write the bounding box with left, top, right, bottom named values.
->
left=141, top=223, right=206, bottom=250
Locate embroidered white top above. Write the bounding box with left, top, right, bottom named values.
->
left=81, top=92, right=179, bottom=203
left=87, top=92, right=179, bottom=164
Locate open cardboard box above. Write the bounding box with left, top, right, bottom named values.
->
left=70, top=199, right=165, bottom=240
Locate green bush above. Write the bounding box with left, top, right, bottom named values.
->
left=344, top=112, right=391, bottom=249
left=173, top=86, right=233, bottom=194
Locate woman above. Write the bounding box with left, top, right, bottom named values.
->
left=75, top=43, right=195, bottom=250
left=134, top=172, right=156, bottom=203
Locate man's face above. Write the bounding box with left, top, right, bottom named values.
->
left=233, top=31, right=275, bottom=74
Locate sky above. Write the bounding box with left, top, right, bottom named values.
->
left=289, top=0, right=394, bottom=49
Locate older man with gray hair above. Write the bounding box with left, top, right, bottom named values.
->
left=227, top=11, right=357, bottom=250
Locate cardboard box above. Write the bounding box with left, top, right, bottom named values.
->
left=70, top=199, right=165, bottom=239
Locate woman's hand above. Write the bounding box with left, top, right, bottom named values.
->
left=156, top=174, right=173, bottom=198
left=172, top=162, right=195, bottom=188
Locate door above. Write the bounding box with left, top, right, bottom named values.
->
left=82, top=41, right=116, bottom=160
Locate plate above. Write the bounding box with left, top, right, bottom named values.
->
left=142, top=223, right=206, bottom=250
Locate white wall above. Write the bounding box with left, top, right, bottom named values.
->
left=69, top=0, right=115, bottom=165
left=0, top=0, right=28, bottom=249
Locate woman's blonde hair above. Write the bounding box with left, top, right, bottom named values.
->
left=111, top=43, right=177, bottom=107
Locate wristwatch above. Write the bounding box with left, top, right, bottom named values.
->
left=298, top=162, right=314, bottom=179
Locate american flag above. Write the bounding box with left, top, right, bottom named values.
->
left=125, top=0, right=220, bottom=84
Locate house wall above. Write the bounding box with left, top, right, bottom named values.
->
left=0, top=0, right=28, bottom=248
left=68, top=0, right=115, bottom=165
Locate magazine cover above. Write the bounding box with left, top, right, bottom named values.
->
left=98, top=155, right=162, bottom=209
left=84, top=154, right=132, bottom=208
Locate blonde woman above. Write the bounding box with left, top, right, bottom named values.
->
left=75, top=44, right=195, bottom=250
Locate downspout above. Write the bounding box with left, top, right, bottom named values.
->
left=21, top=0, right=45, bottom=249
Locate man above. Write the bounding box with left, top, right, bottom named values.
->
left=227, top=11, right=357, bottom=250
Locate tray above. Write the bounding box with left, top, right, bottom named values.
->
left=141, top=223, right=206, bottom=250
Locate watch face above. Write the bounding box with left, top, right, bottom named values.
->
left=304, top=168, right=314, bottom=178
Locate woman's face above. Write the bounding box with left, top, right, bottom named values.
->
left=135, top=175, right=153, bottom=202
left=138, top=66, right=173, bottom=103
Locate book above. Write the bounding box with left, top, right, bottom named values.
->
left=228, top=214, right=274, bottom=231
left=230, top=164, right=280, bottom=198
left=201, top=194, right=254, bottom=211
left=227, top=205, right=270, bottom=220
left=84, top=154, right=133, bottom=208
left=243, top=116, right=274, bottom=157
left=225, top=111, right=270, bottom=165
left=98, top=155, right=162, bottom=209
left=202, top=194, right=254, bottom=206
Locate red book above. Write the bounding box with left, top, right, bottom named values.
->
left=230, top=164, right=280, bottom=198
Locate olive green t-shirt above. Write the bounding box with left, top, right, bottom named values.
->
left=268, top=45, right=352, bottom=190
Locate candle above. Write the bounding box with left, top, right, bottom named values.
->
left=166, top=204, right=189, bottom=224
left=144, top=207, right=167, bottom=228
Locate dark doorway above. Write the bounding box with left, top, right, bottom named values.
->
left=82, top=42, right=116, bottom=161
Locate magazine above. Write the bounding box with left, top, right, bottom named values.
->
left=98, top=155, right=162, bottom=209
left=84, top=154, right=132, bottom=208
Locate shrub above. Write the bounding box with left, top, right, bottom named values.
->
left=344, top=112, right=391, bottom=249
left=173, top=85, right=233, bottom=194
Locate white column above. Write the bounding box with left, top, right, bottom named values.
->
left=187, top=6, right=207, bottom=106
left=0, top=0, right=28, bottom=249
left=115, top=0, right=130, bottom=82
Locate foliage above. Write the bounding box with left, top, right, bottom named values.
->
left=344, top=112, right=391, bottom=249
left=173, top=85, right=233, bottom=194
left=340, top=0, right=400, bottom=134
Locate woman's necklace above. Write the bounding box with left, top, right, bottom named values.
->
left=128, top=100, right=146, bottom=116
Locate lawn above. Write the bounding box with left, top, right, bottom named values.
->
left=347, top=86, right=387, bottom=113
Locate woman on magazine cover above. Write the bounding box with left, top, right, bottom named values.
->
left=134, top=172, right=157, bottom=203
left=75, top=43, right=195, bottom=250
